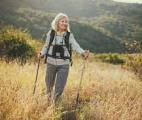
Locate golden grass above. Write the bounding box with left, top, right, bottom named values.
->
left=0, top=57, right=142, bottom=120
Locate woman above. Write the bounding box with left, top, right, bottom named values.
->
left=38, top=13, right=89, bottom=103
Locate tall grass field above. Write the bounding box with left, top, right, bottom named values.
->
left=0, top=57, right=142, bottom=120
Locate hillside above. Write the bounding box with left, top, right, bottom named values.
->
left=0, top=0, right=142, bottom=53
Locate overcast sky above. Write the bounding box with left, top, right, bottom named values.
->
left=113, top=0, right=142, bottom=3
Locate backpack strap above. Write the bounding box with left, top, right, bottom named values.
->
left=64, top=32, right=73, bottom=66
left=44, top=30, right=73, bottom=65
left=44, top=30, right=55, bottom=63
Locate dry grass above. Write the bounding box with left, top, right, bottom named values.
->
left=0, top=57, right=142, bottom=120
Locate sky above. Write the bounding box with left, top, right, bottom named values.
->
left=113, top=0, right=142, bottom=3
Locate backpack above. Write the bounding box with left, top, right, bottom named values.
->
left=44, top=30, right=72, bottom=65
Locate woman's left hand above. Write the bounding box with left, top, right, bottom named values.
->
left=82, top=50, right=90, bottom=59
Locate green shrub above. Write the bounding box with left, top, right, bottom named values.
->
left=123, top=40, right=142, bottom=53
left=0, top=26, right=35, bottom=64
left=94, top=53, right=125, bottom=64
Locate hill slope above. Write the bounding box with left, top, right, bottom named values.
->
left=0, top=0, right=142, bottom=53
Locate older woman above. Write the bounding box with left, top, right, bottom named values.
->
left=39, top=13, right=89, bottom=103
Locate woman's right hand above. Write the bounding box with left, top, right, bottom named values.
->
left=81, top=50, right=89, bottom=59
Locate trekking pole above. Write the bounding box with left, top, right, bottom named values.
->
left=33, top=58, right=40, bottom=94
left=75, top=59, right=86, bottom=109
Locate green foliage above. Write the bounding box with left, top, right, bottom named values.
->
left=71, top=21, right=123, bottom=53
left=0, top=0, right=142, bottom=53
left=94, top=53, right=125, bottom=64
left=0, top=26, right=35, bottom=64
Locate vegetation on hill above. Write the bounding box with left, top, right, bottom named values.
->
left=0, top=0, right=142, bottom=53
left=0, top=26, right=37, bottom=64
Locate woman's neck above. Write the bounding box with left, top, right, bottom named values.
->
left=58, top=29, right=66, bottom=33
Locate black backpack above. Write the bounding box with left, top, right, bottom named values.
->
left=44, top=30, right=72, bottom=65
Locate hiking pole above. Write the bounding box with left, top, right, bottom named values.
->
left=33, top=58, right=40, bottom=94
left=75, top=59, right=86, bottom=109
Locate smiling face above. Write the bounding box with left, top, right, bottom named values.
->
left=58, top=17, right=68, bottom=32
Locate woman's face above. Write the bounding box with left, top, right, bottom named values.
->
left=58, top=17, right=68, bottom=32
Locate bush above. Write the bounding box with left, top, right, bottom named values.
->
left=124, top=54, right=142, bottom=80
left=94, top=53, right=125, bottom=64
left=123, top=40, right=142, bottom=80
left=123, top=40, right=142, bottom=53
left=0, top=26, right=36, bottom=64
